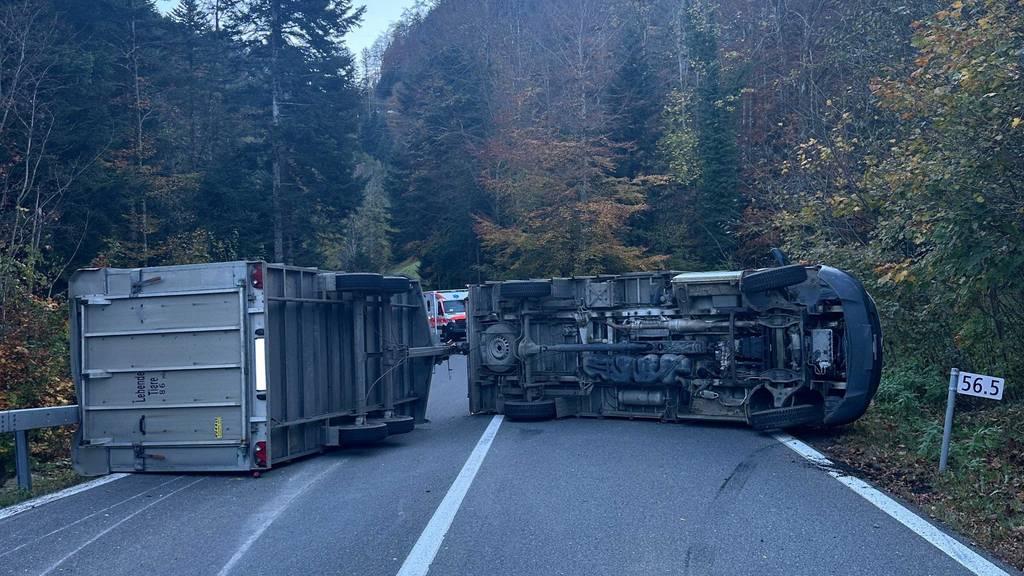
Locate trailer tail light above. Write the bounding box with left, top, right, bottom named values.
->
left=254, top=441, right=267, bottom=467
left=251, top=265, right=264, bottom=289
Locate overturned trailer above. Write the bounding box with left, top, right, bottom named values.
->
left=466, top=265, right=882, bottom=429
left=70, top=262, right=445, bottom=475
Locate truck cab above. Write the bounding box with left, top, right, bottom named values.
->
left=436, top=290, right=468, bottom=342
left=423, top=290, right=469, bottom=343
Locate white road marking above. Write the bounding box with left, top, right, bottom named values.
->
left=0, top=475, right=184, bottom=560
left=39, top=477, right=205, bottom=576
left=0, top=473, right=130, bottom=522
left=774, top=433, right=1011, bottom=576
left=216, top=459, right=344, bottom=576
left=397, top=415, right=504, bottom=576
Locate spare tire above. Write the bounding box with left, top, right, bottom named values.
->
left=500, top=280, right=551, bottom=299
left=381, top=276, right=411, bottom=294
left=503, top=399, right=556, bottom=421
left=336, top=273, right=383, bottom=292
left=741, top=265, right=808, bottom=294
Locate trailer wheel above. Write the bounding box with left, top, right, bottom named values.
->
left=741, top=265, right=807, bottom=294
left=335, top=273, right=383, bottom=292
left=500, top=280, right=551, bottom=299
left=336, top=422, right=388, bottom=446
left=380, top=276, right=411, bottom=294
left=503, top=399, right=556, bottom=421
left=379, top=415, right=415, bottom=435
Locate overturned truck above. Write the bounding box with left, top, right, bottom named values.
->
left=466, top=265, right=882, bottom=429
left=70, top=262, right=444, bottom=474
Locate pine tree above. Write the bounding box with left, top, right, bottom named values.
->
left=675, top=0, right=742, bottom=267
left=227, top=0, right=365, bottom=264
left=386, top=42, right=492, bottom=288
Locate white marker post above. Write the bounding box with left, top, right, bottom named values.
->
left=938, top=368, right=959, bottom=473
left=939, top=368, right=1006, bottom=472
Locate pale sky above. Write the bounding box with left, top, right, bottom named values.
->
left=348, top=1, right=421, bottom=58
left=154, top=0, right=420, bottom=59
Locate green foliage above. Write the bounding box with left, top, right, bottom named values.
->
left=865, top=360, right=1016, bottom=477
left=385, top=40, right=492, bottom=288
left=764, top=0, right=1024, bottom=388
left=0, top=292, right=74, bottom=482
left=659, top=91, right=701, bottom=187
left=321, top=157, right=394, bottom=272
left=682, top=0, right=742, bottom=266
left=865, top=0, right=1024, bottom=380
left=873, top=361, right=950, bottom=417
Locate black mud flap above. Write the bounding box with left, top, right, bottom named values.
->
left=748, top=404, right=822, bottom=431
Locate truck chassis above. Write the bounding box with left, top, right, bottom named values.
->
left=466, top=265, right=882, bottom=429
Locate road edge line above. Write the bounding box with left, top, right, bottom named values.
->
left=0, top=473, right=130, bottom=523
left=39, top=477, right=205, bottom=576
left=773, top=432, right=1012, bottom=576
left=0, top=475, right=184, bottom=560
left=397, top=414, right=504, bottom=576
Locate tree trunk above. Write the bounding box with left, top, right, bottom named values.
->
left=186, top=20, right=196, bottom=171
left=270, top=0, right=284, bottom=262
left=130, top=0, right=148, bottom=264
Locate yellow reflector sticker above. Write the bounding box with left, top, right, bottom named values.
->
left=214, top=416, right=223, bottom=439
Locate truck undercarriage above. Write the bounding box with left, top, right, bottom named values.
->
left=466, top=265, right=882, bottom=429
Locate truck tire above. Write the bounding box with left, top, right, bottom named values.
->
left=503, top=399, right=556, bottom=421
left=741, top=265, right=807, bottom=294
left=380, top=276, right=411, bottom=294
left=336, top=422, right=388, bottom=446
left=748, top=404, right=822, bottom=430
left=500, top=280, right=551, bottom=299
left=335, top=273, right=383, bottom=292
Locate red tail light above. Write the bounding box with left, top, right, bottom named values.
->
left=254, top=441, right=267, bottom=467
left=251, top=265, right=264, bottom=289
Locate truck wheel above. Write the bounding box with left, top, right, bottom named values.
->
left=747, top=404, right=822, bottom=431
left=741, top=265, right=807, bottom=294
left=336, top=422, right=388, bottom=446
left=503, top=399, right=556, bottom=421
left=335, top=273, right=383, bottom=292
left=500, top=280, right=551, bottom=299
left=381, top=276, right=411, bottom=294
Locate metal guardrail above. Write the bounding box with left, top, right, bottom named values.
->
left=0, top=405, right=79, bottom=491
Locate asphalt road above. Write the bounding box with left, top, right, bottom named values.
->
left=0, top=356, right=1014, bottom=576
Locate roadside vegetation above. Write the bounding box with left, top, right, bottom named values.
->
left=811, top=363, right=1024, bottom=569
left=0, top=0, right=1021, bottom=564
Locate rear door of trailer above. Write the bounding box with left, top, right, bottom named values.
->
left=71, top=263, right=254, bottom=473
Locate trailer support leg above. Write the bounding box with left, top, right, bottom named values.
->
left=354, top=295, right=367, bottom=422
left=382, top=297, right=395, bottom=416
